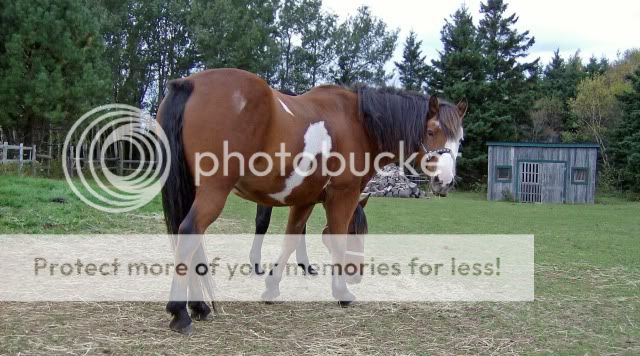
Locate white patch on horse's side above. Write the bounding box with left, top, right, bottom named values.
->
left=278, top=98, right=294, bottom=117
left=232, top=90, right=247, bottom=113
left=435, top=128, right=464, bottom=185
left=270, top=122, right=332, bottom=203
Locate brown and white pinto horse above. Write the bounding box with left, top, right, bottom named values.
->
left=157, top=68, right=465, bottom=334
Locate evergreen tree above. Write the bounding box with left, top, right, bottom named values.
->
left=394, top=31, right=428, bottom=92
left=585, top=55, right=609, bottom=78
left=427, top=5, right=483, bottom=102
left=611, top=68, right=640, bottom=192
left=0, top=0, right=110, bottom=143
left=330, top=6, right=398, bottom=86
left=477, top=0, right=539, bottom=134
left=542, top=50, right=567, bottom=98
left=452, top=0, right=539, bottom=184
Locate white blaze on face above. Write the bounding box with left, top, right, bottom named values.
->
left=435, top=128, right=464, bottom=186
left=270, top=121, right=332, bottom=203
left=278, top=98, right=294, bottom=117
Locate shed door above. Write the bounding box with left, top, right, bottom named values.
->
left=540, top=163, right=565, bottom=203
left=519, top=162, right=541, bottom=203
left=519, top=162, right=565, bottom=203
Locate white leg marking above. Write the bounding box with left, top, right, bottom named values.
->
left=270, top=122, right=332, bottom=203
left=233, top=90, right=247, bottom=113
left=278, top=98, right=295, bottom=117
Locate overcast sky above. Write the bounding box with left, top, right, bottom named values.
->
left=322, top=0, right=640, bottom=78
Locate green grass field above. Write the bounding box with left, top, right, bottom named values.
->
left=1, top=175, right=639, bottom=354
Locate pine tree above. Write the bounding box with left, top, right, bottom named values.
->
left=427, top=5, right=483, bottom=102
left=0, top=0, right=110, bottom=143
left=611, top=68, right=640, bottom=192
left=450, top=0, right=539, bottom=184
left=394, top=31, right=428, bottom=92
left=477, top=0, right=539, bottom=135
left=536, top=50, right=587, bottom=138
left=542, top=50, right=567, bottom=98
left=585, top=55, right=609, bottom=78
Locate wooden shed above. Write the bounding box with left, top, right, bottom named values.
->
left=486, top=142, right=598, bottom=204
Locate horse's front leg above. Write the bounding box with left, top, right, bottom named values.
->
left=323, top=186, right=361, bottom=306
left=263, top=204, right=315, bottom=302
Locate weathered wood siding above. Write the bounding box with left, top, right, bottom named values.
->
left=487, top=143, right=597, bottom=204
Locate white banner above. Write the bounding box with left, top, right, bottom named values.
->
left=0, top=234, right=533, bottom=302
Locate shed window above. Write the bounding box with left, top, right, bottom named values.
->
left=496, top=166, right=512, bottom=181
left=572, top=168, right=588, bottom=184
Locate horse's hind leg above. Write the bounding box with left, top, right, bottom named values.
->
left=263, top=204, right=315, bottom=301
left=295, top=226, right=318, bottom=276
left=188, top=243, right=212, bottom=321
left=250, top=204, right=272, bottom=275
left=167, top=186, right=232, bottom=334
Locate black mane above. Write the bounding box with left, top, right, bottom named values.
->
left=355, top=86, right=461, bottom=154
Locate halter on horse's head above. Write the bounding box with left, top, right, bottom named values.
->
left=356, top=86, right=467, bottom=196
left=421, top=95, right=467, bottom=196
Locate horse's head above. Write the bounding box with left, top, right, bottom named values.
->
left=419, top=96, right=467, bottom=196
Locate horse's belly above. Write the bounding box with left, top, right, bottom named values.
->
left=234, top=172, right=329, bottom=207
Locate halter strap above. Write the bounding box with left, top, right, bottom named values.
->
left=421, top=144, right=452, bottom=160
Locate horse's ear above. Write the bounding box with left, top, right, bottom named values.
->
left=456, top=98, right=468, bottom=118
left=359, top=193, right=371, bottom=208
left=428, top=96, right=439, bottom=119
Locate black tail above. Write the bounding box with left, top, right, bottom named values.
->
left=160, top=80, right=194, bottom=234
left=352, top=204, right=368, bottom=235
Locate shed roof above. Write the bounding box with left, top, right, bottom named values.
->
left=486, top=142, right=599, bottom=149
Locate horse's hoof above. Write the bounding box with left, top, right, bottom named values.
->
left=193, top=313, right=212, bottom=321
left=169, top=318, right=193, bottom=335
left=338, top=300, right=354, bottom=308
left=191, top=309, right=212, bottom=321
left=261, top=287, right=280, bottom=302
left=189, top=302, right=212, bottom=321
left=333, top=290, right=356, bottom=304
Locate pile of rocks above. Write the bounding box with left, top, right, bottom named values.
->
left=364, top=165, right=428, bottom=198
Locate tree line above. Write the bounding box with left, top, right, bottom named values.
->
left=393, top=1, right=640, bottom=193
left=1, top=0, right=638, bottom=193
